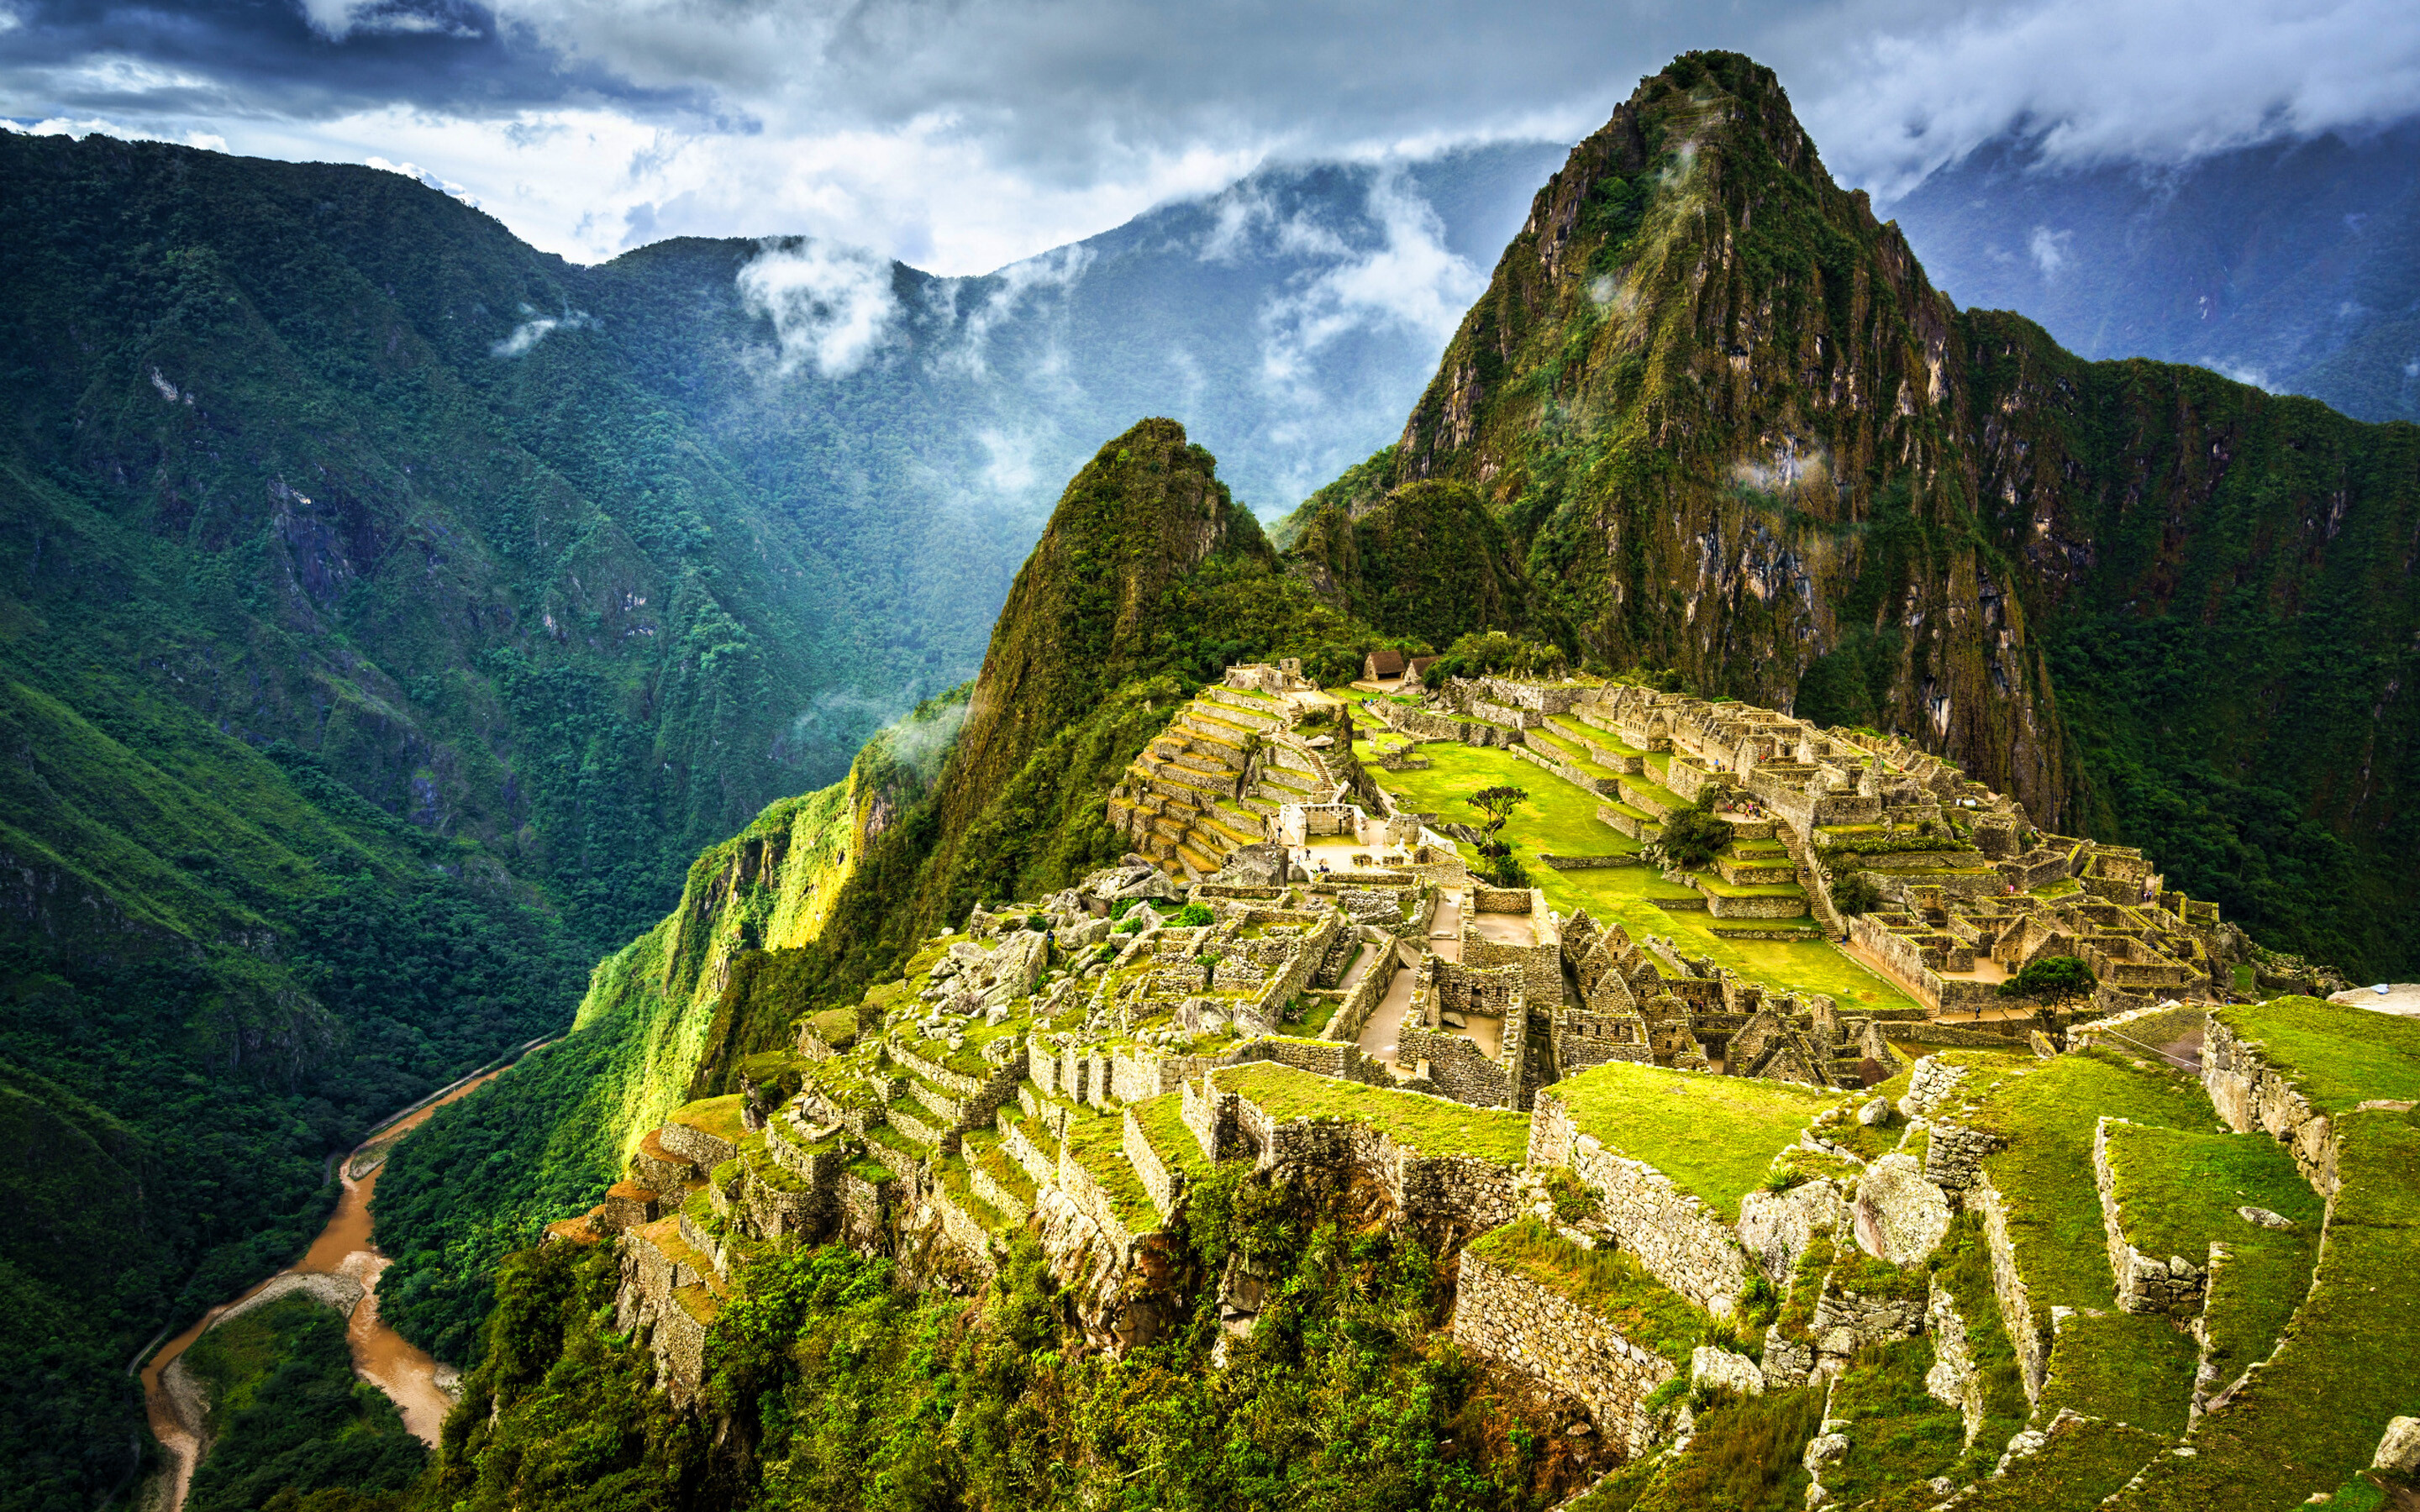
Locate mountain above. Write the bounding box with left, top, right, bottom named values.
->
left=1889, top=120, right=2420, bottom=426
left=1281, top=52, right=2419, bottom=977
left=0, top=131, right=1554, bottom=1506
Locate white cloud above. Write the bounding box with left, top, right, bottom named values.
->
left=2028, top=225, right=2072, bottom=276
left=1788, top=0, right=2420, bottom=199
left=941, top=245, right=1094, bottom=376
left=736, top=237, right=902, bottom=378
left=491, top=306, right=592, bottom=357
left=1257, top=166, right=1486, bottom=396
left=366, top=154, right=481, bottom=206
left=1, top=114, right=227, bottom=152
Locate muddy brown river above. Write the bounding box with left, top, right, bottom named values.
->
left=139, top=1047, right=548, bottom=1512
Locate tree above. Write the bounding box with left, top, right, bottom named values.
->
left=1467, top=785, right=1528, bottom=844
left=1832, top=872, right=1883, bottom=916
left=1999, top=955, right=2096, bottom=1003
left=1656, top=792, right=1732, bottom=872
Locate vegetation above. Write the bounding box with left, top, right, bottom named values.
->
left=1998, top=955, right=2096, bottom=1002
left=1212, top=1062, right=1530, bottom=1164
left=2211, top=995, right=2420, bottom=1111
left=1465, top=1219, right=1707, bottom=1362
left=180, top=1294, right=427, bottom=1512
left=1577, top=1384, right=1826, bottom=1511
left=417, top=1179, right=1600, bottom=1512
left=1654, top=794, right=1733, bottom=872
left=1830, top=872, right=1883, bottom=916
left=1547, top=1062, right=1840, bottom=1221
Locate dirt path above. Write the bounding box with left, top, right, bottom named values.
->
left=139, top=1042, right=552, bottom=1512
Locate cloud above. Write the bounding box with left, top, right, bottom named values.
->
left=3, top=0, right=2418, bottom=273
left=737, top=236, right=902, bottom=378
left=940, top=244, right=1094, bottom=376
left=490, top=304, right=590, bottom=356
left=1257, top=165, right=1486, bottom=396
left=2028, top=225, right=2071, bottom=276
left=1787, top=0, right=2420, bottom=198
left=367, top=153, right=478, bottom=204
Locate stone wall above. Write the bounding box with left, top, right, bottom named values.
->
left=1003, top=1118, right=1056, bottom=1186
left=1452, top=1248, right=1679, bottom=1455
left=1056, top=1139, right=1144, bottom=1258
left=1703, top=889, right=1812, bottom=921
left=2091, top=1118, right=2208, bottom=1314
left=659, top=1119, right=740, bottom=1172
left=1325, top=940, right=1411, bottom=1042
left=1971, top=1173, right=2048, bottom=1400
left=1123, top=1106, right=1183, bottom=1225
left=1225, top=1087, right=1519, bottom=1232
left=1398, top=1025, right=1517, bottom=1107
left=1528, top=1090, right=1751, bottom=1315
left=2202, top=1013, right=2342, bottom=1196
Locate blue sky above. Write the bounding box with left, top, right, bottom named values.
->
left=5, top=0, right=2417, bottom=273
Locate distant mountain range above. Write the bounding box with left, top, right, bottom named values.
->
left=1891, top=118, right=2420, bottom=424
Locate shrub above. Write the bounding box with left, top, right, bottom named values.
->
left=1660, top=793, right=1732, bottom=871
left=1833, top=872, right=1884, bottom=915
left=1175, top=901, right=1214, bottom=927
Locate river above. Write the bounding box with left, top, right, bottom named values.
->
left=137, top=1043, right=550, bottom=1512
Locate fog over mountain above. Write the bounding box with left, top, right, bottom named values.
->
left=1891, top=117, right=2420, bottom=424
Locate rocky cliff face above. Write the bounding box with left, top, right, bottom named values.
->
left=1365, top=52, right=2418, bottom=972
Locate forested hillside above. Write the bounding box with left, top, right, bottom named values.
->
left=1289, top=53, right=2420, bottom=976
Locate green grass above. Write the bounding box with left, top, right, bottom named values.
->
left=1365, top=743, right=1919, bottom=1013
left=2098, top=1120, right=2320, bottom=1388
left=1465, top=1217, right=1706, bottom=1362
left=2107, top=1110, right=2420, bottom=1510
left=1819, top=1337, right=1968, bottom=1509
left=1211, top=1061, right=1530, bottom=1164
left=1546, top=1060, right=1841, bottom=1221
left=1062, top=1115, right=1158, bottom=1231
left=1130, top=1092, right=1214, bottom=1180
left=2037, top=1312, right=2198, bottom=1436
left=1584, top=1383, right=1826, bottom=1511
left=2101, top=1121, right=2320, bottom=1263
left=2213, top=995, right=2420, bottom=1112
left=1955, top=1417, right=2170, bottom=1511
left=1932, top=1211, right=2033, bottom=1476
left=1965, top=1052, right=2216, bottom=1327
left=670, top=1094, right=753, bottom=1148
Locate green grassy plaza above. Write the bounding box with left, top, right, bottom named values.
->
left=1358, top=736, right=1922, bottom=1014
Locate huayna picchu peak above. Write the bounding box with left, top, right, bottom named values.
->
left=3, top=42, right=2416, bottom=1512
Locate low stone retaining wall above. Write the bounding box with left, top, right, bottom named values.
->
left=659, top=1119, right=740, bottom=1172
left=1528, top=1091, right=1750, bottom=1315
left=1452, top=1248, right=1678, bottom=1455
left=1003, top=1119, right=1055, bottom=1186
left=930, top=1189, right=998, bottom=1274
left=1892, top=1020, right=2032, bottom=1048
left=1702, top=890, right=1808, bottom=920
left=2092, top=1117, right=2207, bottom=1314
left=1971, top=1173, right=2048, bottom=1400
left=1123, top=1107, right=1182, bottom=1225
left=1538, top=853, right=1641, bottom=870
left=1056, top=1140, right=1144, bottom=1258
left=970, top=1158, right=1031, bottom=1223
left=2202, top=1013, right=2342, bottom=1195
left=1234, top=1095, right=1519, bottom=1233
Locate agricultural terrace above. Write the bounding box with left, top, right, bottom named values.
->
left=1211, top=1061, right=1530, bottom=1164
left=1546, top=1059, right=1844, bottom=1221
left=1360, top=738, right=1921, bottom=1016
left=2212, top=995, right=2420, bottom=1111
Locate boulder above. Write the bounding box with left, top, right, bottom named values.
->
left=2237, top=1205, right=2295, bottom=1230
left=1691, top=1345, right=1765, bottom=1397
left=1852, top=1153, right=1953, bottom=1264
left=1856, top=1096, right=1892, bottom=1127
left=1737, top=1178, right=1848, bottom=1284
left=2375, top=1416, right=2420, bottom=1473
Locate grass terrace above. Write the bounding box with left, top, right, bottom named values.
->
left=1129, top=1092, right=1214, bottom=1181
left=1364, top=741, right=1918, bottom=1013
left=1062, top=1114, right=1158, bottom=1233
left=1465, top=1217, right=1705, bottom=1362
left=2108, top=1111, right=2420, bottom=1509
left=1546, top=1060, right=1842, bottom=1221
left=2213, top=995, right=2420, bottom=1111
left=1964, top=1052, right=2215, bottom=1325
left=2102, top=1120, right=2320, bottom=1387
left=1818, top=1338, right=1967, bottom=1509
left=2039, top=1312, right=2197, bottom=1436
left=669, top=1095, right=752, bottom=1148
left=1956, top=1418, right=2170, bottom=1512
left=1211, top=1061, right=1529, bottom=1164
